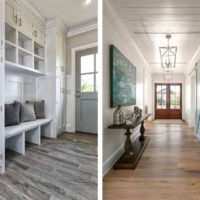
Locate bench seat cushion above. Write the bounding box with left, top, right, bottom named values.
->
left=5, top=118, right=52, bottom=139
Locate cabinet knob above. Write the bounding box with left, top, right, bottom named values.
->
left=14, top=15, right=17, bottom=24
left=19, top=18, right=22, bottom=26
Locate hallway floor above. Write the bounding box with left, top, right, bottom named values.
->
left=0, top=132, right=97, bottom=200
left=104, top=122, right=200, bottom=200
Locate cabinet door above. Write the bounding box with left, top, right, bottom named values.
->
left=61, top=76, right=66, bottom=129
left=60, top=36, right=66, bottom=73
left=56, top=33, right=62, bottom=74
left=33, top=24, right=45, bottom=45
left=56, top=76, right=62, bottom=132
left=18, top=9, right=33, bottom=37
left=5, top=0, right=17, bottom=26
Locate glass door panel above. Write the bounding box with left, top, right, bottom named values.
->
left=170, top=85, right=181, bottom=109
left=156, top=85, right=167, bottom=109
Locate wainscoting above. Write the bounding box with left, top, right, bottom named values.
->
left=0, top=132, right=97, bottom=200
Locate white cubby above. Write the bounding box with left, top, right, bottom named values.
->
left=18, top=48, right=33, bottom=68
left=34, top=42, right=44, bottom=58
left=5, top=42, right=16, bottom=63
left=18, top=31, right=33, bottom=52
left=5, top=23, right=16, bottom=44
left=4, top=23, right=45, bottom=76
left=34, top=55, right=44, bottom=72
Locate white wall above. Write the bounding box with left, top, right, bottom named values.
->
left=66, top=30, right=97, bottom=75
left=152, top=74, right=186, bottom=120
left=184, top=44, right=200, bottom=127
left=103, top=0, right=151, bottom=175
left=185, top=72, right=196, bottom=127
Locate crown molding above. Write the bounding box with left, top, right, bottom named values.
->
left=67, top=18, right=97, bottom=38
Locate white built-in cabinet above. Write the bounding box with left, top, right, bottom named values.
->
left=0, top=0, right=67, bottom=174
left=38, top=18, right=67, bottom=135
left=5, top=0, right=45, bottom=76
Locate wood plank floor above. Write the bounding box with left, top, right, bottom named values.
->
left=0, top=132, right=97, bottom=200
left=104, top=122, right=200, bottom=200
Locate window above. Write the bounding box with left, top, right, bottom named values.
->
left=80, top=53, right=98, bottom=92
left=156, top=85, right=167, bottom=109
left=170, top=85, right=181, bottom=109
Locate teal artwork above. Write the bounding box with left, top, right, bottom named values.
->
left=110, top=45, right=136, bottom=108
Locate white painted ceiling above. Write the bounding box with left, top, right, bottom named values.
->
left=28, top=0, right=97, bottom=28
left=112, top=0, right=200, bottom=74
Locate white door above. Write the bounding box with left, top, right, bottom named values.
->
left=56, top=76, right=61, bottom=133
left=0, top=0, right=5, bottom=174
left=17, top=9, right=33, bottom=37
left=75, top=47, right=98, bottom=134
left=33, top=23, right=45, bottom=45
left=5, top=0, right=17, bottom=26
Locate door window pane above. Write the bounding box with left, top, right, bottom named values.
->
left=156, top=85, right=167, bottom=109
left=95, top=53, right=99, bottom=73
left=170, top=85, right=181, bottom=109
left=95, top=73, right=98, bottom=92
left=81, top=74, right=94, bottom=92
left=81, top=55, right=94, bottom=73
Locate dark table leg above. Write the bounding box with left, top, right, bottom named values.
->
left=139, top=120, right=145, bottom=141
left=124, top=128, right=134, bottom=155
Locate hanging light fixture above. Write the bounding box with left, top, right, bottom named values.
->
left=159, top=34, right=177, bottom=72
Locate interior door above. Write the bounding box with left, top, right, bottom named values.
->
left=155, top=83, right=182, bottom=119
left=75, top=47, right=98, bottom=134
left=5, top=0, right=17, bottom=26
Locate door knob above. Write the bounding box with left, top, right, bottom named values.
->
left=76, top=90, right=80, bottom=97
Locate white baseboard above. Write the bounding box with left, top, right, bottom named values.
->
left=103, top=127, right=140, bottom=176
left=65, top=124, right=75, bottom=132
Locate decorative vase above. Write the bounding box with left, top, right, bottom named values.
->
left=113, top=105, right=126, bottom=125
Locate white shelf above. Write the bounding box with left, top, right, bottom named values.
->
left=18, top=46, right=32, bottom=56
left=5, top=61, right=45, bottom=76
left=5, top=23, right=45, bottom=76
left=34, top=54, right=44, bottom=61
left=5, top=40, right=17, bottom=48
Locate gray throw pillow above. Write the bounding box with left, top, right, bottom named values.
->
left=21, top=103, right=36, bottom=122
left=5, top=101, right=21, bottom=126
left=26, top=100, right=45, bottom=119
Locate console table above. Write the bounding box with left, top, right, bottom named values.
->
left=108, top=113, right=151, bottom=169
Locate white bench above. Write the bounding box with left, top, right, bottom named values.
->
left=5, top=118, right=52, bottom=155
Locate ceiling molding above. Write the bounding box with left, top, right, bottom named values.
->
left=67, top=19, right=97, bottom=38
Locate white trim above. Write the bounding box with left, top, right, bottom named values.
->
left=67, top=19, right=97, bottom=38
left=103, top=127, right=140, bottom=176
left=66, top=42, right=97, bottom=132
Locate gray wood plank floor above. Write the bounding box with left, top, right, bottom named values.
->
left=0, top=132, right=97, bottom=200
